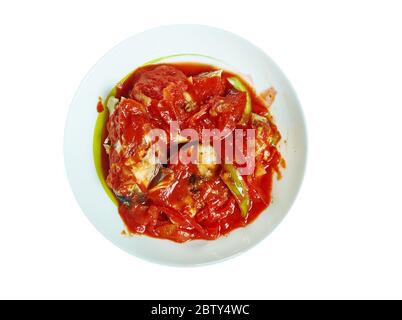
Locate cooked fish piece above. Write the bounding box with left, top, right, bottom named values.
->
left=186, top=143, right=219, bottom=178
left=106, top=98, right=166, bottom=196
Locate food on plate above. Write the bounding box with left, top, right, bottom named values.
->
left=94, top=63, right=284, bottom=242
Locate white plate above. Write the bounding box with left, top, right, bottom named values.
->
left=64, top=24, right=307, bottom=266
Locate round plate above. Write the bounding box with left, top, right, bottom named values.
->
left=64, top=24, right=307, bottom=266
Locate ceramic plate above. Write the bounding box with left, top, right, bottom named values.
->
left=64, top=24, right=307, bottom=266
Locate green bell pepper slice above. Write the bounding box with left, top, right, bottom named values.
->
left=221, top=164, right=250, bottom=218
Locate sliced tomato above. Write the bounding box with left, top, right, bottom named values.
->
left=107, top=98, right=151, bottom=156
left=119, top=204, right=150, bottom=234
left=206, top=91, right=246, bottom=132
left=130, top=65, right=188, bottom=100
left=191, top=71, right=225, bottom=103
left=181, top=91, right=246, bottom=139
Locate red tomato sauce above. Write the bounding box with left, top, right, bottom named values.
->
left=98, top=63, right=283, bottom=242
left=96, top=97, right=104, bottom=113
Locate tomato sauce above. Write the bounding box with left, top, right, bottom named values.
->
left=96, top=97, right=104, bottom=113
left=98, top=63, right=283, bottom=242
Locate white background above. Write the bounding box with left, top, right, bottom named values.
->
left=0, top=0, right=401, bottom=300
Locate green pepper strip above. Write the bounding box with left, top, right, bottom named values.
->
left=227, top=77, right=252, bottom=125
left=221, top=164, right=250, bottom=218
